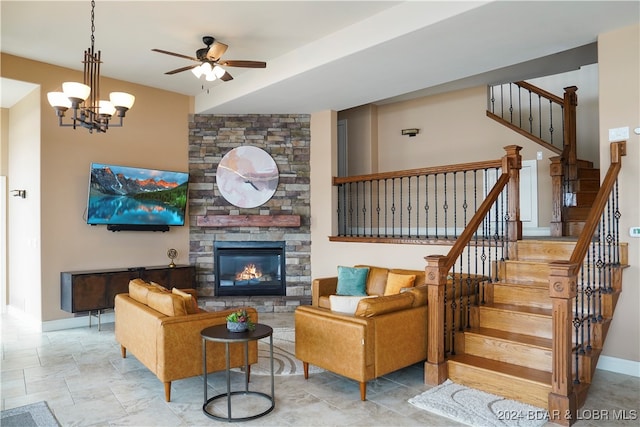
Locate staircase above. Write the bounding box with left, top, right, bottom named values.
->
left=564, top=160, right=600, bottom=236
left=446, top=237, right=627, bottom=421
left=486, top=81, right=601, bottom=237
left=425, top=82, right=628, bottom=425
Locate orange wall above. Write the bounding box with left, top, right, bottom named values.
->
left=1, top=53, right=193, bottom=323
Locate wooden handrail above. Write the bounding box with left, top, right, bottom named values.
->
left=515, top=80, right=564, bottom=104
left=548, top=141, right=626, bottom=425
left=568, top=141, right=626, bottom=268
left=333, top=159, right=503, bottom=185
left=424, top=145, right=522, bottom=385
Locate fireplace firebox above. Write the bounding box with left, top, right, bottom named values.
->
left=214, top=241, right=286, bottom=296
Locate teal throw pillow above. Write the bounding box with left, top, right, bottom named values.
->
left=336, top=266, right=369, bottom=296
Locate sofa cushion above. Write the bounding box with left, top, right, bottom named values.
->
left=329, top=295, right=377, bottom=315
left=354, top=292, right=415, bottom=317
left=384, top=272, right=416, bottom=295
left=402, top=285, right=428, bottom=307
left=150, top=281, right=169, bottom=292
left=336, top=266, right=369, bottom=296
left=146, top=290, right=188, bottom=317
left=172, top=288, right=198, bottom=314
left=128, top=279, right=158, bottom=305
left=356, top=265, right=389, bottom=296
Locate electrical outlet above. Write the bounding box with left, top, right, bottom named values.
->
left=536, top=151, right=543, bottom=160
left=609, top=127, right=629, bottom=142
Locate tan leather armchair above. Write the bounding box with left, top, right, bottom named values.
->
left=115, top=280, right=258, bottom=402
left=295, top=285, right=428, bottom=400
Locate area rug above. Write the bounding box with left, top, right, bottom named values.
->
left=0, top=401, right=61, bottom=427
left=233, top=327, right=324, bottom=376
left=409, top=380, right=548, bottom=427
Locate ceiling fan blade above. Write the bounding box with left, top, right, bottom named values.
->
left=220, top=60, right=267, bottom=68
left=220, top=71, right=234, bottom=81
left=207, top=42, right=228, bottom=61
left=165, top=64, right=199, bottom=75
left=152, top=48, right=198, bottom=62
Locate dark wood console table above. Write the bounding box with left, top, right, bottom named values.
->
left=61, top=265, right=195, bottom=328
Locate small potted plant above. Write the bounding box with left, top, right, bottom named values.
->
left=226, top=309, right=255, bottom=332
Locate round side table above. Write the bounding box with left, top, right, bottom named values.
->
left=201, top=323, right=275, bottom=422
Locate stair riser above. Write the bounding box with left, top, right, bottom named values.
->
left=493, top=285, right=551, bottom=309
left=447, top=361, right=551, bottom=409
left=574, top=180, right=600, bottom=192
left=576, top=191, right=597, bottom=206
left=465, top=334, right=551, bottom=372
left=479, top=307, right=552, bottom=339
left=502, top=262, right=550, bottom=282
left=515, top=241, right=575, bottom=261
left=578, top=168, right=600, bottom=180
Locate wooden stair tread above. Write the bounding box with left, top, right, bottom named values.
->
left=466, top=327, right=552, bottom=349
left=448, top=354, right=551, bottom=385
left=484, top=303, right=552, bottom=317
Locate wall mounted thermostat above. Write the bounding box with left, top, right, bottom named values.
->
left=630, top=227, right=640, bottom=238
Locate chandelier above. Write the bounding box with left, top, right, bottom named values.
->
left=47, top=0, right=134, bottom=133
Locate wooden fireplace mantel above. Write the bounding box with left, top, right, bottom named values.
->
left=196, top=215, right=301, bottom=228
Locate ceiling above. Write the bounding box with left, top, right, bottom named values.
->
left=1, top=1, right=638, bottom=114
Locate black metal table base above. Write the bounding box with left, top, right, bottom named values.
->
left=203, top=391, right=274, bottom=422
left=201, top=324, right=275, bottom=422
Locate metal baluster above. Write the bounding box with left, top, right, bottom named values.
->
left=508, top=83, right=513, bottom=122
left=425, top=174, right=430, bottom=238
left=400, top=177, right=404, bottom=238
left=434, top=174, right=439, bottom=239
left=527, top=89, right=533, bottom=134
left=443, top=173, right=449, bottom=239
left=614, top=180, right=621, bottom=267
left=548, top=99, right=555, bottom=146
left=376, top=180, right=381, bottom=238
left=538, top=94, right=542, bottom=139
left=597, top=216, right=605, bottom=322
left=384, top=179, right=388, bottom=238
left=391, top=178, right=397, bottom=237
left=347, top=182, right=354, bottom=236
left=453, top=172, right=457, bottom=238
left=415, top=175, right=420, bottom=238
left=407, top=176, right=412, bottom=238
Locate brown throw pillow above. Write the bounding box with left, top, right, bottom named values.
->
left=147, top=291, right=188, bottom=316
left=172, top=288, right=199, bottom=314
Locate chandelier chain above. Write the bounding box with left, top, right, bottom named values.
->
left=90, top=0, right=95, bottom=49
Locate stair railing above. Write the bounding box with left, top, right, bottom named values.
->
left=424, top=145, right=522, bottom=385
left=487, top=82, right=578, bottom=237
left=547, top=141, right=626, bottom=426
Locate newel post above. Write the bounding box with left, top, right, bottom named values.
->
left=548, top=261, right=578, bottom=426
left=562, top=86, right=578, bottom=182
left=424, top=254, right=449, bottom=386
left=503, top=145, right=522, bottom=243
left=549, top=156, right=564, bottom=237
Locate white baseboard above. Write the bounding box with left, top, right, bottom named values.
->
left=522, top=226, right=551, bottom=236
left=597, top=355, right=640, bottom=377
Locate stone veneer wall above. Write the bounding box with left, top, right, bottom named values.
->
left=188, top=114, right=311, bottom=313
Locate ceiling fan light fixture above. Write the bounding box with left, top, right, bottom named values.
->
left=48, top=0, right=133, bottom=133
left=191, top=64, right=204, bottom=78
left=213, top=65, right=226, bottom=79
left=205, top=71, right=217, bottom=82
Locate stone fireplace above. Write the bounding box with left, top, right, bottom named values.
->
left=188, top=114, right=312, bottom=312
left=214, top=241, right=286, bottom=297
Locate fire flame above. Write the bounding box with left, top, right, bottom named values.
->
left=236, top=264, right=262, bottom=281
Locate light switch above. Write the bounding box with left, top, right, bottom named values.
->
left=609, top=127, right=629, bottom=142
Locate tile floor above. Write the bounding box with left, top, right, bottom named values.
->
left=1, top=311, right=638, bottom=426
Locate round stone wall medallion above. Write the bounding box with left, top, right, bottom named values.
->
left=216, top=146, right=279, bottom=208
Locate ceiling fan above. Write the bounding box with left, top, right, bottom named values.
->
left=152, top=36, right=266, bottom=82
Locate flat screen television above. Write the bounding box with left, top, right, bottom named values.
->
left=86, top=163, right=189, bottom=228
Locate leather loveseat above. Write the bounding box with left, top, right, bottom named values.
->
left=295, top=265, right=428, bottom=400
left=115, top=279, right=258, bottom=401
